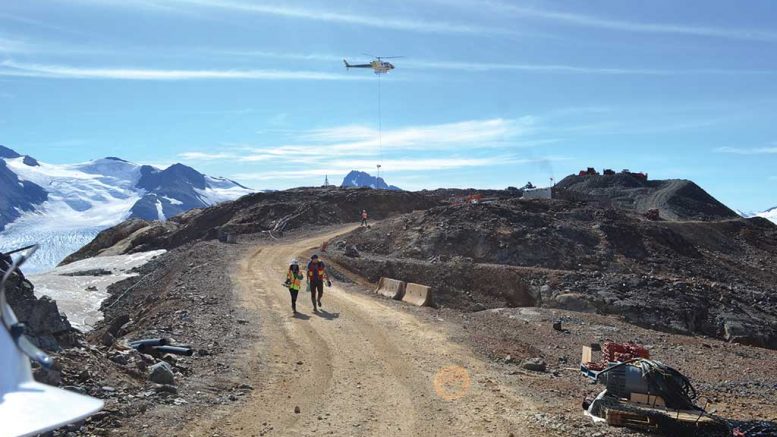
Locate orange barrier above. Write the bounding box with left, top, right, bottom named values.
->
left=402, top=282, right=433, bottom=307
left=375, top=277, right=406, bottom=300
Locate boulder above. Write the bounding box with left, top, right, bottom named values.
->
left=723, top=320, right=772, bottom=347
left=149, top=362, right=175, bottom=385
left=553, top=293, right=597, bottom=313
left=344, top=245, right=361, bottom=258
left=521, top=357, right=547, bottom=372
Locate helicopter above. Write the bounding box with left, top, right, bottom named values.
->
left=343, top=55, right=402, bottom=74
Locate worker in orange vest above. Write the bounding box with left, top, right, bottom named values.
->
left=284, top=259, right=304, bottom=314
left=360, top=209, right=368, bottom=227
left=307, top=254, right=331, bottom=312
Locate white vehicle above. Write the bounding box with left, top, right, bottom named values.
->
left=0, top=245, right=103, bottom=437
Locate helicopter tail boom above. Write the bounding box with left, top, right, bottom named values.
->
left=343, top=59, right=372, bottom=69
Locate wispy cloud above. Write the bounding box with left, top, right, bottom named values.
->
left=445, top=0, right=777, bottom=42
left=178, top=152, right=236, bottom=160
left=71, top=0, right=514, bottom=35
left=0, top=60, right=366, bottom=81
left=715, top=146, right=777, bottom=155
left=0, top=37, right=33, bottom=54
left=230, top=156, right=563, bottom=181
left=404, top=59, right=776, bottom=76
left=0, top=12, right=94, bottom=38
left=195, top=50, right=777, bottom=76
left=181, top=118, right=538, bottom=164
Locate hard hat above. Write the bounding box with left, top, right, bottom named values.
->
left=290, top=259, right=299, bottom=266
left=0, top=245, right=104, bottom=436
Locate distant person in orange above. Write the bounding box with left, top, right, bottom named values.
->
left=307, top=254, right=331, bottom=312
left=361, top=209, right=368, bottom=227
left=284, top=259, right=304, bottom=314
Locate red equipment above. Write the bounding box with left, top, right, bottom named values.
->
left=585, top=341, right=650, bottom=371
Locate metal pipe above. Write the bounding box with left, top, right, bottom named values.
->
left=151, top=346, right=193, bottom=356
left=128, top=338, right=170, bottom=349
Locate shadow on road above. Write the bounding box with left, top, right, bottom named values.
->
left=293, top=312, right=311, bottom=320
left=315, top=309, right=340, bottom=320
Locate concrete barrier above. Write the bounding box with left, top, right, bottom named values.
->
left=402, top=282, right=433, bottom=307
left=375, top=277, right=406, bottom=300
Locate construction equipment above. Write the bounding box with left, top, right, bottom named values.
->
left=580, top=341, right=724, bottom=435
left=622, top=169, right=649, bottom=181
left=451, top=193, right=483, bottom=205
left=578, top=167, right=600, bottom=176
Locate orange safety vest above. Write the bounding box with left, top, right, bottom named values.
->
left=287, top=270, right=303, bottom=291
left=307, top=261, right=328, bottom=283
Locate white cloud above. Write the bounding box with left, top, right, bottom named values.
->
left=403, top=59, right=668, bottom=75
left=182, top=118, right=538, bottom=164
left=230, top=156, right=563, bottom=181
left=715, top=146, right=777, bottom=155
left=403, top=60, right=776, bottom=76
left=0, top=37, right=27, bottom=54
left=178, top=117, right=557, bottom=184
left=0, top=60, right=367, bottom=81
left=69, top=0, right=514, bottom=35
left=190, top=50, right=777, bottom=76
left=444, top=0, right=777, bottom=42
left=298, top=117, right=536, bottom=153
left=178, top=152, right=237, bottom=160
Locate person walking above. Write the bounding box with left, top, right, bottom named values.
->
left=284, top=259, right=304, bottom=314
left=360, top=209, right=368, bottom=227
left=306, top=254, right=331, bottom=312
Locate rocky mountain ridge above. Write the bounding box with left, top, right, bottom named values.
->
left=341, top=170, right=400, bottom=190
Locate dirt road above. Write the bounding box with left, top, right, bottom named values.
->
left=188, top=225, right=542, bottom=436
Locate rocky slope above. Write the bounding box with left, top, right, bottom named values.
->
left=61, top=187, right=439, bottom=264
left=327, top=195, right=777, bottom=348
left=3, top=264, right=76, bottom=351
left=555, top=173, right=739, bottom=221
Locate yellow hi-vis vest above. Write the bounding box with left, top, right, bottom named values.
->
left=287, top=270, right=304, bottom=291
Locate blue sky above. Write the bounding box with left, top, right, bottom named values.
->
left=1, top=1, right=776, bottom=212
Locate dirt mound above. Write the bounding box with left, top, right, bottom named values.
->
left=63, top=187, right=439, bottom=264
left=328, top=199, right=777, bottom=348
left=555, top=174, right=738, bottom=221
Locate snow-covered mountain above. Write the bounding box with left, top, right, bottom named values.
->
left=0, top=145, right=252, bottom=272
left=736, top=206, right=777, bottom=224
left=341, top=170, right=401, bottom=191
left=757, top=206, right=777, bottom=224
